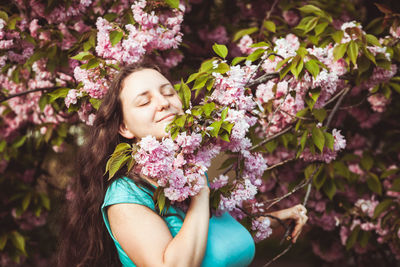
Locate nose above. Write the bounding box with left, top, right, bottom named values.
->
left=155, top=92, right=170, bottom=111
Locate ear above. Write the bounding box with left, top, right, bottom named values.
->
left=118, top=122, right=135, bottom=139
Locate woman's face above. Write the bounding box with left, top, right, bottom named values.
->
left=118, top=68, right=184, bottom=140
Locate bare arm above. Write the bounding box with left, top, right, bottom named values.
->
left=107, top=182, right=210, bottom=267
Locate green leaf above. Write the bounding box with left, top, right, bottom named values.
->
left=300, top=130, right=308, bottom=151
left=104, top=13, right=118, bottom=22
left=8, top=16, right=21, bottom=30
left=346, top=225, right=360, bottom=250
left=373, top=199, right=393, bottom=219
left=381, top=168, right=398, bottom=178
left=389, top=82, right=400, bottom=94
left=305, top=59, right=320, bottom=78
left=333, top=43, right=348, bottom=61
left=199, top=59, right=215, bottom=72
left=333, top=161, right=350, bottom=179
left=233, top=27, right=258, bottom=42
left=109, top=30, right=124, bottom=47
left=86, top=58, right=100, bottom=69
left=113, top=143, right=132, bottom=155
left=348, top=41, right=359, bottom=66
left=305, top=164, right=321, bottom=180
left=71, top=51, right=93, bottom=61
left=295, top=16, right=314, bottom=31
left=314, top=22, right=329, bottom=36
left=165, top=0, right=179, bottom=9
left=298, top=5, right=323, bottom=14
left=12, top=135, right=26, bottom=149
left=0, top=11, right=8, bottom=22
left=312, top=126, right=325, bottom=152
left=263, top=20, right=276, bottom=33
left=203, top=102, right=215, bottom=117
left=174, top=114, right=186, bottom=128
left=221, top=122, right=234, bottom=134
left=331, top=31, right=344, bottom=44
left=265, top=140, right=278, bottom=153
left=0, top=234, right=7, bottom=250
left=212, top=44, right=228, bottom=58
left=365, top=34, right=381, bottom=47
left=39, top=193, right=51, bottom=210
left=181, top=82, right=191, bottom=109
left=247, top=48, right=265, bottom=62
left=157, top=192, right=166, bottom=214
left=324, top=132, right=334, bottom=151
left=214, top=63, right=230, bottom=74
left=209, top=121, right=222, bottom=137
left=49, top=88, right=70, bottom=103
left=359, top=231, right=371, bottom=248
left=322, top=178, right=336, bottom=200
left=309, top=88, right=321, bottom=106
left=10, top=231, right=26, bottom=255
left=312, top=108, right=326, bottom=122
left=304, top=17, right=319, bottom=34
left=367, top=173, right=382, bottom=195
left=314, top=172, right=327, bottom=191
left=22, top=193, right=31, bottom=211
left=296, top=107, right=309, bottom=118
left=186, top=72, right=201, bottom=84
left=275, top=57, right=291, bottom=71
left=220, top=107, right=228, bottom=120
left=232, top=57, right=246, bottom=66
left=89, top=98, right=102, bottom=110
left=0, top=139, right=6, bottom=153
left=360, top=154, right=373, bottom=171
left=220, top=132, right=230, bottom=142
left=250, top=41, right=269, bottom=48
left=108, top=154, right=130, bottom=180
left=291, top=57, right=304, bottom=79
left=206, top=79, right=215, bottom=91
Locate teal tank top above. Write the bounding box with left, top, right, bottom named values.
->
left=101, top=176, right=255, bottom=267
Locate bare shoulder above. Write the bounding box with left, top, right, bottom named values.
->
left=107, top=203, right=173, bottom=266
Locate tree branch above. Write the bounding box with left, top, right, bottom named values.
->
left=250, top=125, right=293, bottom=151
left=265, top=157, right=295, bottom=171
left=0, top=86, right=62, bottom=103
left=258, top=0, right=279, bottom=40
left=248, top=72, right=280, bottom=88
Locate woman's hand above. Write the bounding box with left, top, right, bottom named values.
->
left=191, top=174, right=210, bottom=202
left=266, top=204, right=308, bottom=243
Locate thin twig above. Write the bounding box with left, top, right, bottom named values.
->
left=326, top=87, right=350, bottom=129
left=236, top=205, right=287, bottom=230
left=263, top=244, right=293, bottom=267
left=248, top=72, right=279, bottom=87
left=250, top=125, right=293, bottom=151
left=222, top=163, right=235, bottom=175
left=0, top=86, right=62, bottom=103
left=265, top=157, right=295, bottom=171
left=321, top=87, right=346, bottom=107
left=258, top=0, right=279, bottom=40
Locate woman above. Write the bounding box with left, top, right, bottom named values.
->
left=57, top=64, right=308, bottom=267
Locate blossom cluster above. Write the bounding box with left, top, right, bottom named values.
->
left=134, top=134, right=206, bottom=202
left=251, top=216, right=273, bottom=243
left=95, top=0, right=184, bottom=64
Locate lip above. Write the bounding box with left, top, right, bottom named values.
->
left=157, top=113, right=176, bottom=122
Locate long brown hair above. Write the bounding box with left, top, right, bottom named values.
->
left=57, top=64, right=160, bottom=267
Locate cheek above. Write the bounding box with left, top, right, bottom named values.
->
left=172, top=97, right=184, bottom=111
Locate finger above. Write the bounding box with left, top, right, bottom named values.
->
left=293, top=229, right=302, bottom=243
left=292, top=215, right=308, bottom=243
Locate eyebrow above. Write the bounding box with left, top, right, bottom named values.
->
left=133, top=83, right=172, bottom=102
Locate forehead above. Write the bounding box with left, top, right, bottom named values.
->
left=120, top=69, right=170, bottom=97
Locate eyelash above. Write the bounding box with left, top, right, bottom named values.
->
left=139, top=93, right=174, bottom=106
